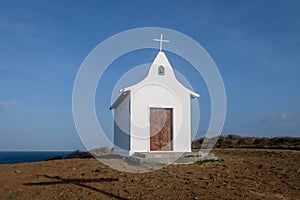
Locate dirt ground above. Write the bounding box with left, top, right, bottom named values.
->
left=0, top=149, right=299, bottom=200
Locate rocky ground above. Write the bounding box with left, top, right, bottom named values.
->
left=0, top=149, right=299, bottom=200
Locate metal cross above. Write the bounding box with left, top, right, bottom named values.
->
left=153, top=34, right=170, bottom=52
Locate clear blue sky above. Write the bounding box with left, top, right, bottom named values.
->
left=0, top=0, right=299, bottom=151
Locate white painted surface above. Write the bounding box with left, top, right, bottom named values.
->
left=113, top=93, right=130, bottom=153
left=153, top=34, right=170, bottom=52
left=112, top=51, right=199, bottom=156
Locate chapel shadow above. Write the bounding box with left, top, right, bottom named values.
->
left=23, top=175, right=128, bottom=200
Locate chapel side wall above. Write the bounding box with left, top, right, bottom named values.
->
left=113, top=94, right=130, bottom=155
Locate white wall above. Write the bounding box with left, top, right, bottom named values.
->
left=113, top=52, right=197, bottom=156
left=130, top=83, right=191, bottom=154
left=113, top=94, right=130, bottom=155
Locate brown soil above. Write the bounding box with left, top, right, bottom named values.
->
left=0, top=149, right=299, bottom=200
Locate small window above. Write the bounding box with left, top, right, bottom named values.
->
left=158, top=65, right=165, bottom=75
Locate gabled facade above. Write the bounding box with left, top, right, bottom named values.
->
left=110, top=51, right=199, bottom=157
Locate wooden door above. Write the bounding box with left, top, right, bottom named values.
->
left=150, top=108, right=173, bottom=151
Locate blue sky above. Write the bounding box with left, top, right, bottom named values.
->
left=0, top=0, right=299, bottom=151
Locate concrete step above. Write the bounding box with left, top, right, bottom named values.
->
left=133, top=152, right=188, bottom=158
left=128, top=151, right=218, bottom=165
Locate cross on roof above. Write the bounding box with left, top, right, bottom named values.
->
left=153, top=34, right=170, bottom=52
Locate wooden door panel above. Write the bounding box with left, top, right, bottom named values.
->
left=150, top=108, right=173, bottom=151
left=150, top=109, right=161, bottom=151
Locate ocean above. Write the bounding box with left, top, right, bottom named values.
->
left=0, top=151, right=72, bottom=164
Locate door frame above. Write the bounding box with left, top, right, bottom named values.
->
left=148, top=105, right=175, bottom=152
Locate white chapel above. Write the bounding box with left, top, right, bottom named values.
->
left=110, top=35, right=199, bottom=157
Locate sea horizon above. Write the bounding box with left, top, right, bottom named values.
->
left=0, top=151, right=73, bottom=164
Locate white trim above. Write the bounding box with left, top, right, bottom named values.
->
left=148, top=105, right=174, bottom=109
left=110, top=91, right=130, bottom=110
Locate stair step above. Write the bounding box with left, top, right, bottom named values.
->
left=128, top=152, right=218, bottom=165
left=133, top=152, right=203, bottom=159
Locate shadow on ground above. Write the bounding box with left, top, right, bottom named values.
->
left=24, top=175, right=128, bottom=200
